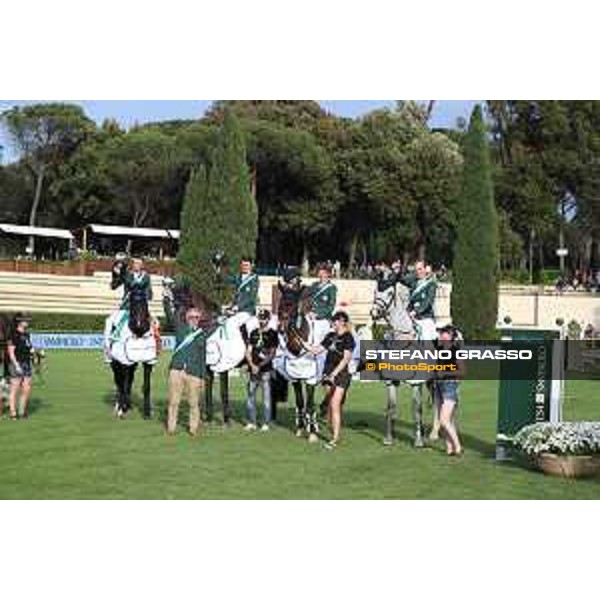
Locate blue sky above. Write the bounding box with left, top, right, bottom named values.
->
left=0, top=100, right=476, bottom=163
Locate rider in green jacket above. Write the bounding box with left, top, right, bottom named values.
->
left=116, top=257, right=153, bottom=310
left=382, top=261, right=438, bottom=339
left=225, top=257, right=260, bottom=316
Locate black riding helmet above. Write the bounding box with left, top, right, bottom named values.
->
left=282, top=266, right=300, bottom=284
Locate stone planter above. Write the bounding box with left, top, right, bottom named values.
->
left=536, top=453, right=600, bottom=479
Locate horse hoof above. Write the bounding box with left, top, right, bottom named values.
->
left=414, top=437, right=425, bottom=449
left=308, top=433, right=319, bottom=444
left=383, top=437, right=394, bottom=446
left=295, top=429, right=304, bottom=438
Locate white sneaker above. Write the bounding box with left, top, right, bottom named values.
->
left=260, top=424, right=270, bottom=432
left=244, top=423, right=257, bottom=431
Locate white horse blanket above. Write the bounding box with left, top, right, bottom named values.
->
left=104, top=310, right=159, bottom=366
left=273, top=317, right=362, bottom=383
left=206, top=312, right=249, bottom=374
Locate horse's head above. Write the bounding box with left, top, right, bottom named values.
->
left=129, top=289, right=150, bottom=338
left=284, top=314, right=311, bottom=357
left=371, top=285, right=396, bottom=321
left=277, top=287, right=311, bottom=357
left=298, top=287, right=313, bottom=316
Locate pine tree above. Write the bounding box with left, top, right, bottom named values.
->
left=451, top=105, right=499, bottom=339
left=177, top=109, right=258, bottom=310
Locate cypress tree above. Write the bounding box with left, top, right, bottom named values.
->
left=178, top=109, right=258, bottom=310
left=451, top=105, right=499, bottom=339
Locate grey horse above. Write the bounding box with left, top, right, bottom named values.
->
left=363, top=281, right=435, bottom=448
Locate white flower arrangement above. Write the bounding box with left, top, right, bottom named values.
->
left=513, top=422, right=600, bottom=457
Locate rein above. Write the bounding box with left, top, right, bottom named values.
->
left=287, top=323, right=309, bottom=357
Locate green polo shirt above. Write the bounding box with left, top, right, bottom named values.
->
left=309, top=280, right=337, bottom=319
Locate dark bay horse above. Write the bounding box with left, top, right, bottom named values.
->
left=105, top=263, right=158, bottom=419
left=273, top=279, right=321, bottom=442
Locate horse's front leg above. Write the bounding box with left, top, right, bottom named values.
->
left=292, top=381, right=305, bottom=437
left=411, top=383, right=425, bottom=448
left=110, top=361, right=121, bottom=415
left=111, top=361, right=125, bottom=416
left=305, top=384, right=319, bottom=443
left=123, top=364, right=136, bottom=415
left=220, top=371, right=231, bottom=426
left=383, top=382, right=398, bottom=446
left=142, top=363, right=153, bottom=419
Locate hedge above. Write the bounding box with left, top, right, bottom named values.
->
left=1, top=312, right=172, bottom=333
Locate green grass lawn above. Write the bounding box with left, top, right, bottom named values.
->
left=0, top=350, right=598, bottom=499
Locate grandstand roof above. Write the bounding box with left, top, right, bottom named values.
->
left=0, top=223, right=74, bottom=240
left=88, top=224, right=180, bottom=239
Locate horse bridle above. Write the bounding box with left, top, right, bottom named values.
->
left=371, top=285, right=397, bottom=321
left=371, top=284, right=417, bottom=338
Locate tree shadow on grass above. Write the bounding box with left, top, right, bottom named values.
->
left=96, top=383, right=496, bottom=460
left=342, top=405, right=498, bottom=458
left=100, top=389, right=168, bottom=425
left=24, top=396, right=46, bottom=416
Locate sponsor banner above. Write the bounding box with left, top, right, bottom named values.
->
left=31, top=333, right=176, bottom=350
left=495, top=327, right=564, bottom=461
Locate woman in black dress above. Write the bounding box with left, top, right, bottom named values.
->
left=310, top=311, right=356, bottom=449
